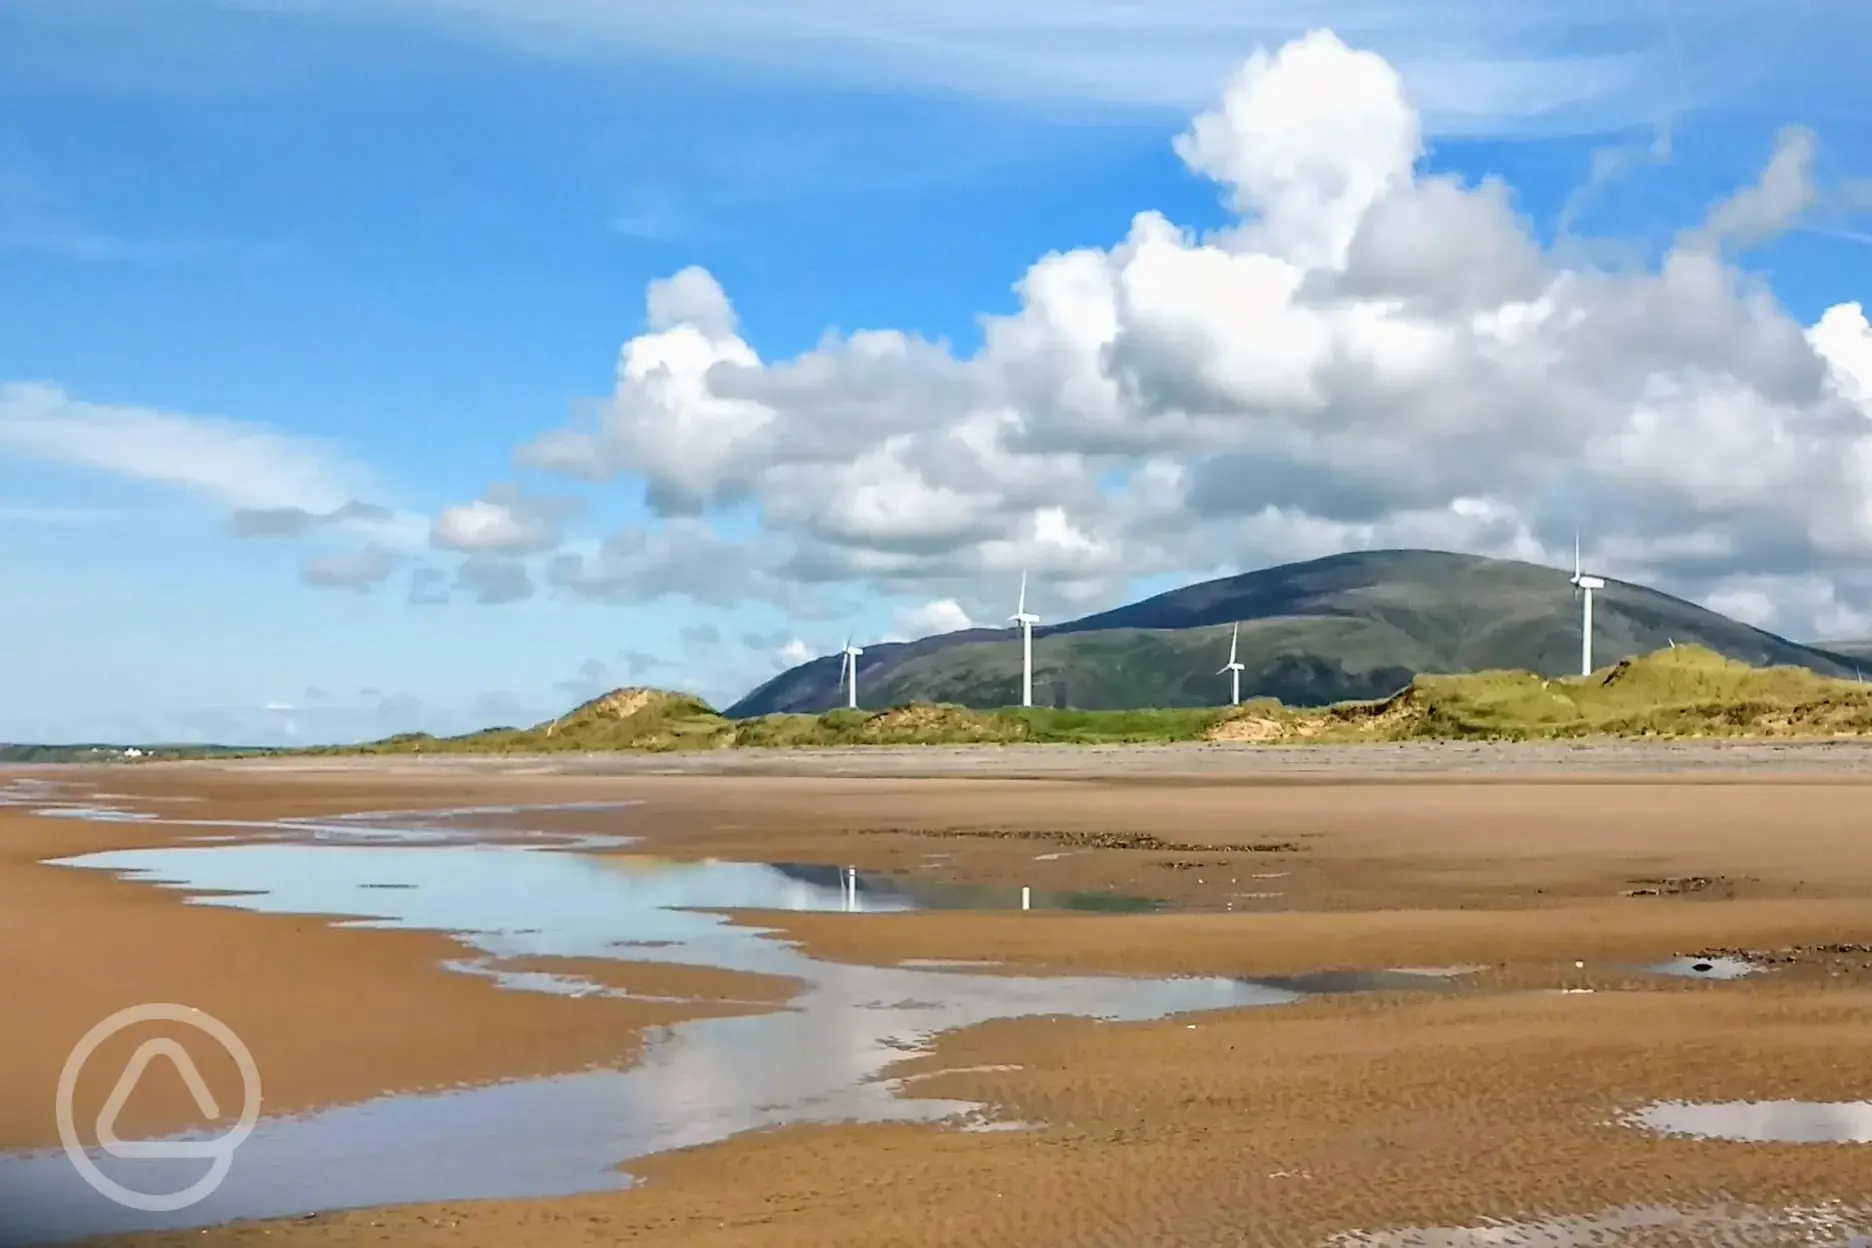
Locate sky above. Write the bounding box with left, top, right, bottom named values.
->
left=3, top=0, right=1871, bottom=746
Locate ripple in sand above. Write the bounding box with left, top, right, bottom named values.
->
left=1329, top=1201, right=1872, bottom=1245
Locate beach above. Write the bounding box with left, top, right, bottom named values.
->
left=3, top=748, right=1871, bottom=1246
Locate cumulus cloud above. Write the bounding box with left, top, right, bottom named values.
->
left=547, top=519, right=799, bottom=608
left=454, top=552, right=534, bottom=604
left=888, top=598, right=977, bottom=641
left=230, top=499, right=393, bottom=538
left=500, top=29, right=1872, bottom=640
left=299, top=545, right=396, bottom=591
left=430, top=483, right=578, bottom=555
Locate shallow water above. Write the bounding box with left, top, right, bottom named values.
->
left=1626, top=1100, right=1872, bottom=1143
left=1329, top=1202, right=1872, bottom=1246
left=0, top=835, right=1339, bottom=1244
left=1640, top=955, right=1758, bottom=980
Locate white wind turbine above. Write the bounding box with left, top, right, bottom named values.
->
left=837, top=635, right=864, bottom=709
left=1009, top=571, right=1040, bottom=708
left=1218, top=622, right=1246, bottom=706
left=1569, top=532, right=1605, bottom=677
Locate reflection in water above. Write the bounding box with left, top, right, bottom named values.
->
left=1329, top=1204, right=1872, bottom=1246
left=0, top=840, right=1314, bottom=1244
left=1640, top=956, right=1758, bottom=980
left=1626, top=1100, right=1872, bottom=1143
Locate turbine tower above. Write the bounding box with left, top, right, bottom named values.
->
left=1218, top=622, right=1246, bottom=706
left=837, top=635, right=864, bottom=709
left=1009, top=571, right=1040, bottom=708
left=1569, top=533, right=1604, bottom=677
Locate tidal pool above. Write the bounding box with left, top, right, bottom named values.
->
left=1640, top=955, right=1759, bottom=980
left=1625, top=1100, right=1872, bottom=1144
left=0, top=833, right=1354, bottom=1244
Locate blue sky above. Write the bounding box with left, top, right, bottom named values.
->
left=2, top=0, right=1870, bottom=745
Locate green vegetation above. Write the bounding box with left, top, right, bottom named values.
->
left=321, top=645, right=1872, bottom=756
left=315, top=690, right=1238, bottom=755
left=0, top=743, right=278, bottom=763
left=728, top=550, right=1860, bottom=716
left=1216, top=645, right=1872, bottom=744
left=305, top=689, right=730, bottom=755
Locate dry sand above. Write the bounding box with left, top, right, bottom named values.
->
left=4, top=753, right=1872, bottom=1246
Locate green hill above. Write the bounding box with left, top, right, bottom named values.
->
left=727, top=550, right=1860, bottom=715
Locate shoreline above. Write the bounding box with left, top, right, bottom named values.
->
left=101, top=735, right=1872, bottom=778
left=8, top=762, right=1872, bottom=1245
left=0, top=777, right=801, bottom=1154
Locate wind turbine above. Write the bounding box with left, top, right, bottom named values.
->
left=1569, top=532, right=1605, bottom=677
left=1218, top=622, right=1245, bottom=706
left=1009, top=571, right=1040, bottom=708
left=837, top=635, right=864, bottom=709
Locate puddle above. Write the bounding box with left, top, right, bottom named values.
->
left=0, top=837, right=1376, bottom=1244
left=757, top=860, right=1158, bottom=913
left=1247, top=968, right=1479, bottom=996
left=1625, top=1100, right=1872, bottom=1143
left=1640, top=955, right=1758, bottom=980
left=1330, top=1202, right=1872, bottom=1245
left=25, top=806, right=160, bottom=822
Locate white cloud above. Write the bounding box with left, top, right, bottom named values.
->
left=887, top=598, right=976, bottom=641
left=204, top=0, right=1792, bottom=137
left=497, top=29, right=1872, bottom=642
left=430, top=484, right=577, bottom=555
left=776, top=638, right=812, bottom=667
left=0, top=381, right=361, bottom=513
left=1811, top=302, right=1872, bottom=405
left=299, top=545, right=397, bottom=591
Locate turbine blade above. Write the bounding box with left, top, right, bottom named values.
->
left=1228, top=621, right=1238, bottom=664
left=1573, top=528, right=1580, bottom=577
left=1016, top=570, right=1027, bottom=617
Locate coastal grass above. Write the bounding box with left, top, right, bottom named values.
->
left=311, top=645, right=1872, bottom=755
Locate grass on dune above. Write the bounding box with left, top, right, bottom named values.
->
left=317, top=645, right=1872, bottom=755
left=1283, top=644, right=1872, bottom=742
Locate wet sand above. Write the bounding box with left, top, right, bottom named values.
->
left=211, top=737, right=1872, bottom=775
left=0, top=777, right=795, bottom=1153
left=4, top=754, right=1872, bottom=1246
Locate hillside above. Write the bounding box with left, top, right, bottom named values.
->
left=1815, top=638, right=1872, bottom=664
left=327, top=647, right=1872, bottom=755
left=728, top=550, right=1859, bottom=715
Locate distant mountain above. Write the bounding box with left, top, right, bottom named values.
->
left=727, top=550, right=1862, bottom=716
left=1815, top=639, right=1872, bottom=664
